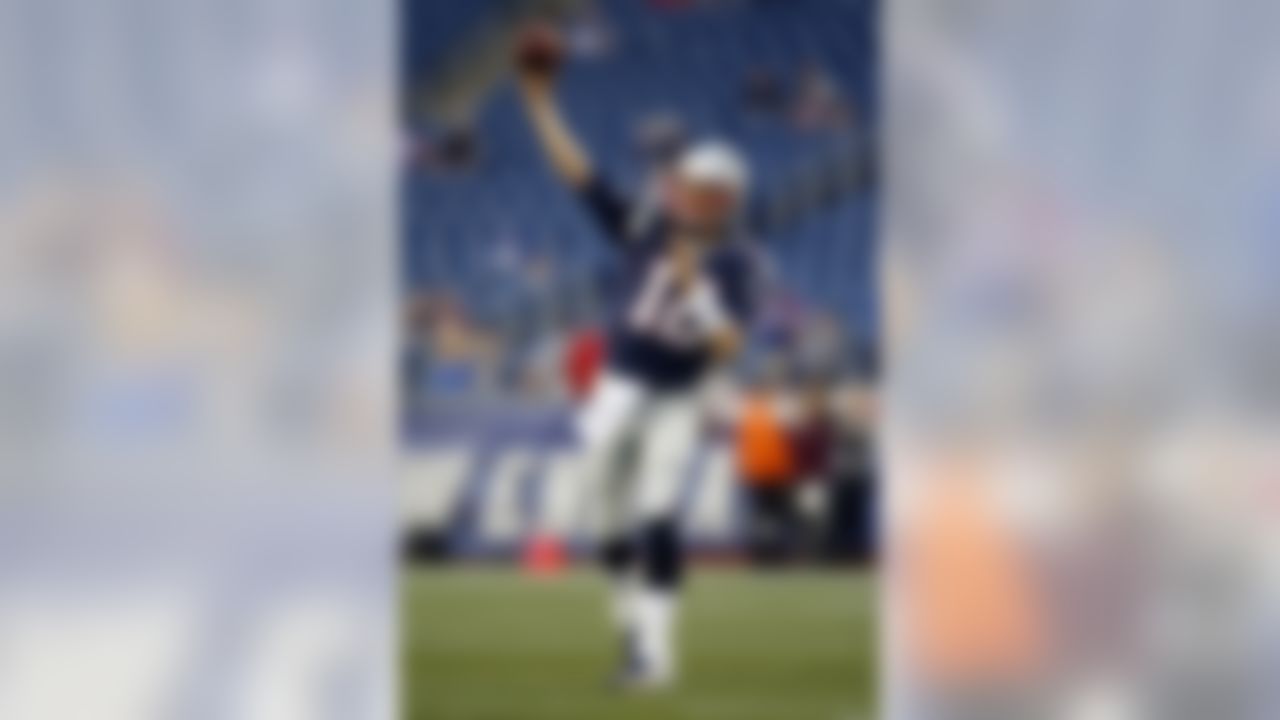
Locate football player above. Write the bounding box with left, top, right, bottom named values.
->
left=516, top=23, right=758, bottom=690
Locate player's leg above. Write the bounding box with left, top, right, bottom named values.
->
left=573, top=372, right=645, bottom=637
left=599, top=432, right=640, bottom=636
left=745, top=483, right=774, bottom=565
left=628, top=390, right=702, bottom=687
left=751, top=484, right=797, bottom=566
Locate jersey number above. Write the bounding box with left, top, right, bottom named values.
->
left=628, top=261, right=703, bottom=346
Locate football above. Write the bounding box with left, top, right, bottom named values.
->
left=514, top=23, right=564, bottom=77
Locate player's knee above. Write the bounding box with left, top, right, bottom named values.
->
left=639, top=517, right=683, bottom=589
left=634, top=460, right=685, bottom=521
left=599, top=535, right=636, bottom=575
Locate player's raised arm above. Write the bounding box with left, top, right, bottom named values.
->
left=514, top=24, right=592, bottom=189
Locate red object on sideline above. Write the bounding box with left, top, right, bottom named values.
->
left=564, top=327, right=606, bottom=402
left=522, top=533, right=568, bottom=577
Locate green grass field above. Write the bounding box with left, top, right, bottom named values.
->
left=403, top=566, right=876, bottom=720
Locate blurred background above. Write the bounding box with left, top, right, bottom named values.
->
left=400, top=1, right=879, bottom=718
left=0, top=0, right=394, bottom=718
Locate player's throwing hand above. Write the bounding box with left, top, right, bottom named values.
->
left=514, top=22, right=564, bottom=89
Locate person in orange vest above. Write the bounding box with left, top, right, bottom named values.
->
left=733, top=375, right=802, bottom=566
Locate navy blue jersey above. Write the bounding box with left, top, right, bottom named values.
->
left=579, top=176, right=757, bottom=391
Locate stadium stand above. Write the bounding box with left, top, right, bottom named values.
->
left=404, top=0, right=878, bottom=401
